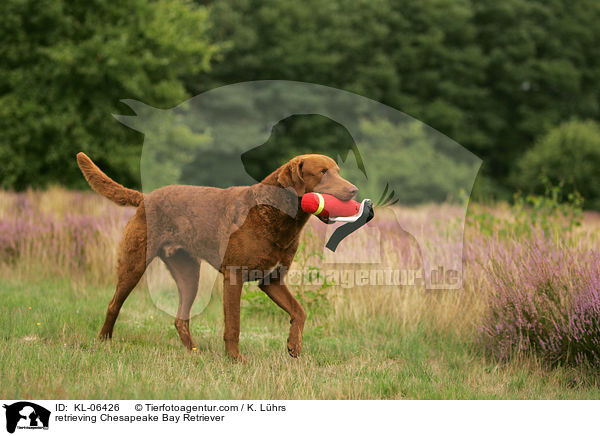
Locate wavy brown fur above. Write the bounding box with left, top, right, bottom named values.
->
left=76, top=152, right=143, bottom=207
left=77, top=152, right=357, bottom=361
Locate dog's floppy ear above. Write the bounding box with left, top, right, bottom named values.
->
left=278, top=157, right=305, bottom=196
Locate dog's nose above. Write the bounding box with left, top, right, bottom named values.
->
left=348, top=185, right=358, bottom=197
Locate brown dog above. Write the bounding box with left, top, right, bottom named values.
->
left=76, top=152, right=357, bottom=361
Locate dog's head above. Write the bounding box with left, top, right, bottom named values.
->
left=277, top=154, right=358, bottom=201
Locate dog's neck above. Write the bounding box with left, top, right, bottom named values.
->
left=260, top=167, right=283, bottom=188
left=249, top=169, right=311, bottom=248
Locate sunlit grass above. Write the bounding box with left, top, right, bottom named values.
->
left=1, top=278, right=598, bottom=399
left=0, top=188, right=599, bottom=399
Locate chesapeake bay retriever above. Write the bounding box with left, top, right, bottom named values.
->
left=76, top=152, right=357, bottom=361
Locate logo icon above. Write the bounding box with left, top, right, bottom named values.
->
left=114, top=80, right=481, bottom=319
left=3, top=402, right=50, bottom=433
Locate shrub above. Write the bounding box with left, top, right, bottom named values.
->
left=0, top=189, right=133, bottom=282
left=468, top=179, right=583, bottom=240
left=515, top=120, right=600, bottom=210
left=479, top=236, right=600, bottom=368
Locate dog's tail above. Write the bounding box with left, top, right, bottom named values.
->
left=76, top=152, right=143, bottom=207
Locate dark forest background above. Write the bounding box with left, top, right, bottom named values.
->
left=1, top=0, right=599, bottom=207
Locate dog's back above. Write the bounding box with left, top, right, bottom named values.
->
left=143, top=184, right=253, bottom=269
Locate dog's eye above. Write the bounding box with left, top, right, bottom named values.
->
left=320, top=169, right=327, bottom=174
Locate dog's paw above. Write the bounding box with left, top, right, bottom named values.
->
left=98, top=331, right=112, bottom=341
left=227, top=352, right=247, bottom=363
left=287, top=338, right=302, bottom=358
left=225, top=341, right=246, bottom=362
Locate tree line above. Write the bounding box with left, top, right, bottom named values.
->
left=1, top=0, right=599, bottom=206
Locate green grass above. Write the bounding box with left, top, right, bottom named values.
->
left=1, top=277, right=599, bottom=399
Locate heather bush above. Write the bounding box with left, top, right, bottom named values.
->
left=0, top=189, right=133, bottom=282
left=545, top=259, right=600, bottom=366
left=479, top=237, right=600, bottom=368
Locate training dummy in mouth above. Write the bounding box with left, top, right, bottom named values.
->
left=301, top=193, right=374, bottom=251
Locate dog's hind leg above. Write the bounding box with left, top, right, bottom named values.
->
left=162, top=249, right=200, bottom=350
left=99, top=207, right=150, bottom=340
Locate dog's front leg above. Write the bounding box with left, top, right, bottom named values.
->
left=259, top=277, right=306, bottom=358
left=222, top=269, right=245, bottom=362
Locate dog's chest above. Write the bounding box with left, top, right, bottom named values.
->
left=255, top=247, right=286, bottom=272
left=250, top=240, right=296, bottom=274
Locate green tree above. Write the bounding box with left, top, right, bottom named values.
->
left=195, top=0, right=488, bottom=185
left=472, top=0, right=600, bottom=188
left=0, top=0, right=219, bottom=189
left=515, top=120, right=600, bottom=210
left=197, top=0, right=600, bottom=202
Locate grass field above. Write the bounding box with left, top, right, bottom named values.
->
left=1, top=188, right=599, bottom=399
left=3, top=278, right=600, bottom=399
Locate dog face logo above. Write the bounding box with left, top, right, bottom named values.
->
left=3, top=402, right=50, bottom=433
left=115, top=80, right=481, bottom=315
